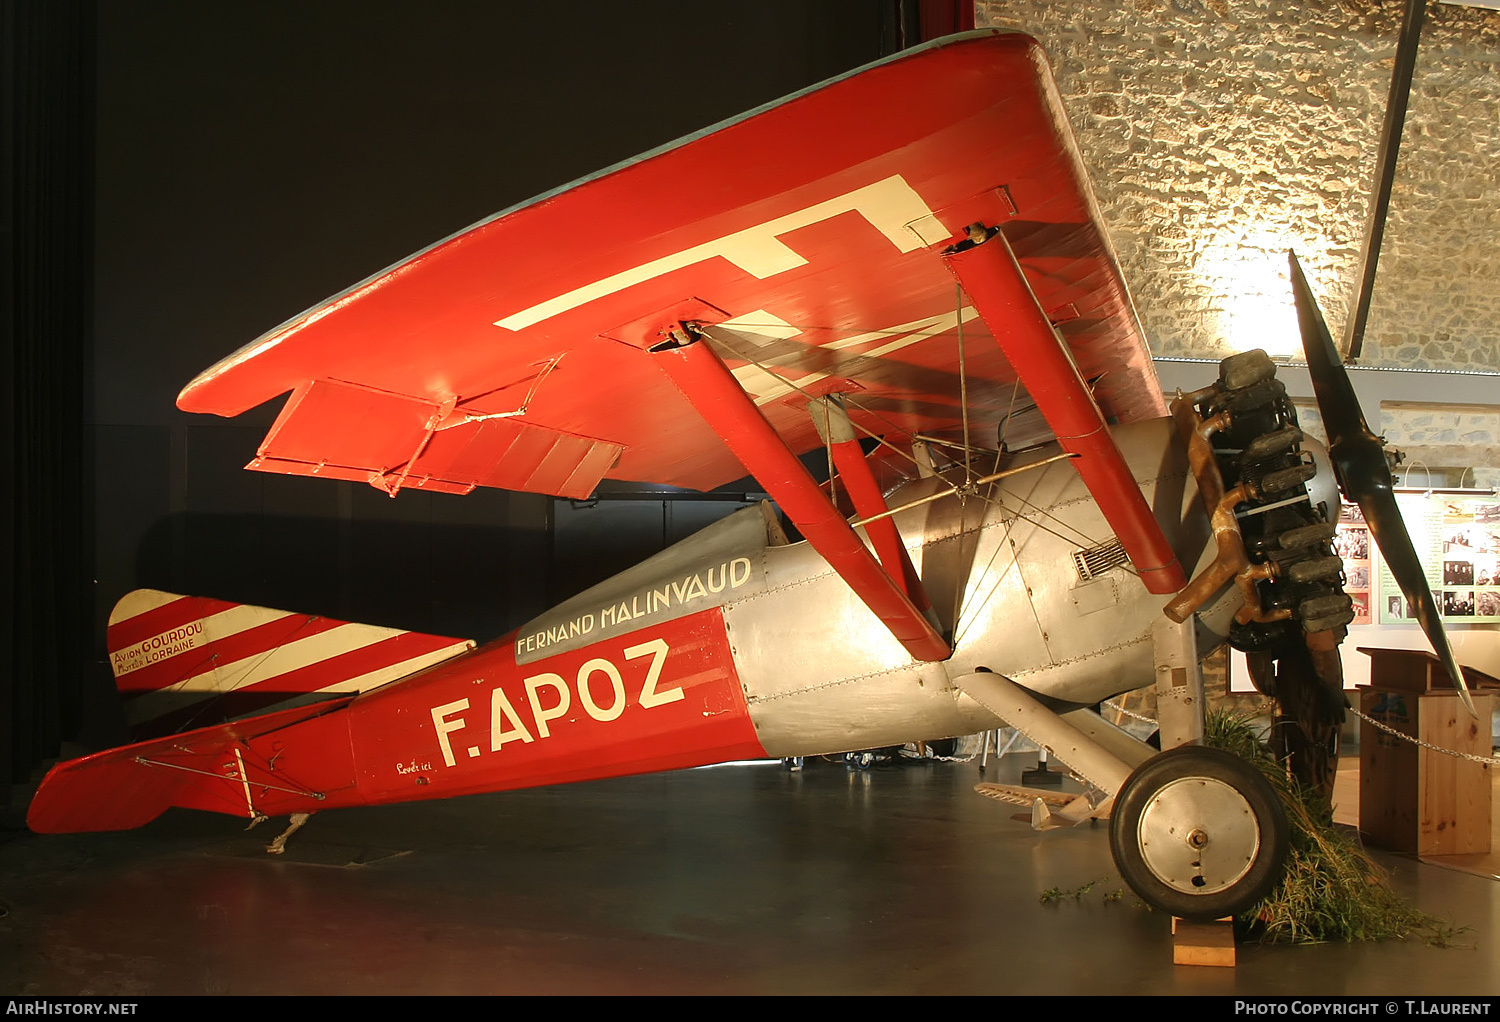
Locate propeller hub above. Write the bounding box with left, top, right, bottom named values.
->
left=1299, top=436, right=1342, bottom=525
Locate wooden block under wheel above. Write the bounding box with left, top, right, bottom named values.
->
left=1171, top=916, right=1235, bottom=968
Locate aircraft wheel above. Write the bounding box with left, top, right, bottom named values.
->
left=1109, top=746, right=1288, bottom=921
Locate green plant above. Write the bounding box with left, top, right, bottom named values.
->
left=1038, top=877, right=1111, bottom=905
left=1204, top=709, right=1461, bottom=946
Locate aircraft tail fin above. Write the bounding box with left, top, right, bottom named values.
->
left=107, top=589, right=474, bottom=738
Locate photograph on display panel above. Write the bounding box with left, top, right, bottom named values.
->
left=1337, top=504, right=1372, bottom=626
left=1377, top=493, right=1500, bottom=624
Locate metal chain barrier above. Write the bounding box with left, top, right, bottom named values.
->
left=1101, top=699, right=1158, bottom=725
left=1102, top=698, right=1500, bottom=766
left=901, top=694, right=1500, bottom=775
left=1348, top=704, right=1500, bottom=766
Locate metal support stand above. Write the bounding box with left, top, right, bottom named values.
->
left=1022, top=749, right=1063, bottom=787
left=979, top=727, right=1027, bottom=774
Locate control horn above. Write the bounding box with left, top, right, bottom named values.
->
left=1288, top=251, right=1477, bottom=717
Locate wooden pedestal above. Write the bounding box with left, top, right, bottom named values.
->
left=1358, top=687, right=1494, bottom=856
left=1171, top=917, right=1235, bottom=967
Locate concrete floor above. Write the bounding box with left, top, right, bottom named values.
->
left=1, top=751, right=1496, bottom=996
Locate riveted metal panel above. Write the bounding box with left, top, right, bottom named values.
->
left=906, top=482, right=1050, bottom=681
left=721, top=500, right=1023, bottom=754
left=732, top=418, right=1239, bottom=750
left=990, top=418, right=1235, bottom=703
left=726, top=541, right=917, bottom=704
left=515, top=503, right=773, bottom=664
left=745, top=661, right=1008, bottom=759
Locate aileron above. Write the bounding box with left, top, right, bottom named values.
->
left=252, top=377, right=622, bottom=498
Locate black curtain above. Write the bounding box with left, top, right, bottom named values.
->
left=2, top=0, right=95, bottom=791
left=4, top=0, right=908, bottom=798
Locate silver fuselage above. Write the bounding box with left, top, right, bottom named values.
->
left=514, top=416, right=1233, bottom=758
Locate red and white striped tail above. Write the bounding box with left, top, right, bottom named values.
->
left=107, top=589, right=475, bottom=737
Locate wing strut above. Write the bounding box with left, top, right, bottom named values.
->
left=651, top=335, right=951, bottom=663
left=809, top=395, right=938, bottom=625
left=941, top=226, right=1185, bottom=595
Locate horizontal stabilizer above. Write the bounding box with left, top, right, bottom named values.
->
left=108, top=589, right=474, bottom=737
left=27, top=699, right=356, bottom=834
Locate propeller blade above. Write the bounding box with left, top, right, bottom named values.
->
left=1288, top=252, right=1477, bottom=717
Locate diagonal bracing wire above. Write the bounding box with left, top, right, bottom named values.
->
left=704, top=320, right=1133, bottom=642
left=956, top=284, right=974, bottom=489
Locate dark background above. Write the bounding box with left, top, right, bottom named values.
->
left=4, top=1, right=969, bottom=793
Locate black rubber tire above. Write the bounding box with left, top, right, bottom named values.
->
left=1109, top=746, right=1289, bottom=921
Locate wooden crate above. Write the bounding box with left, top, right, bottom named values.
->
left=1358, top=687, right=1494, bottom=856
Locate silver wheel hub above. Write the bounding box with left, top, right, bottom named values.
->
left=1136, top=776, right=1260, bottom=896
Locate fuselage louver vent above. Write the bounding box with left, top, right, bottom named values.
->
left=1073, top=539, right=1128, bottom=581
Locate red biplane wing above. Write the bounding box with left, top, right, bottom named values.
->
left=177, top=30, right=1163, bottom=501
left=32, top=34, right=1182, bottom=836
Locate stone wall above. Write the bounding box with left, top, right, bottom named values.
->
left=1292, top=398, right=1500, bottom=487
left=974, top=0, right=1500, bottom=372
